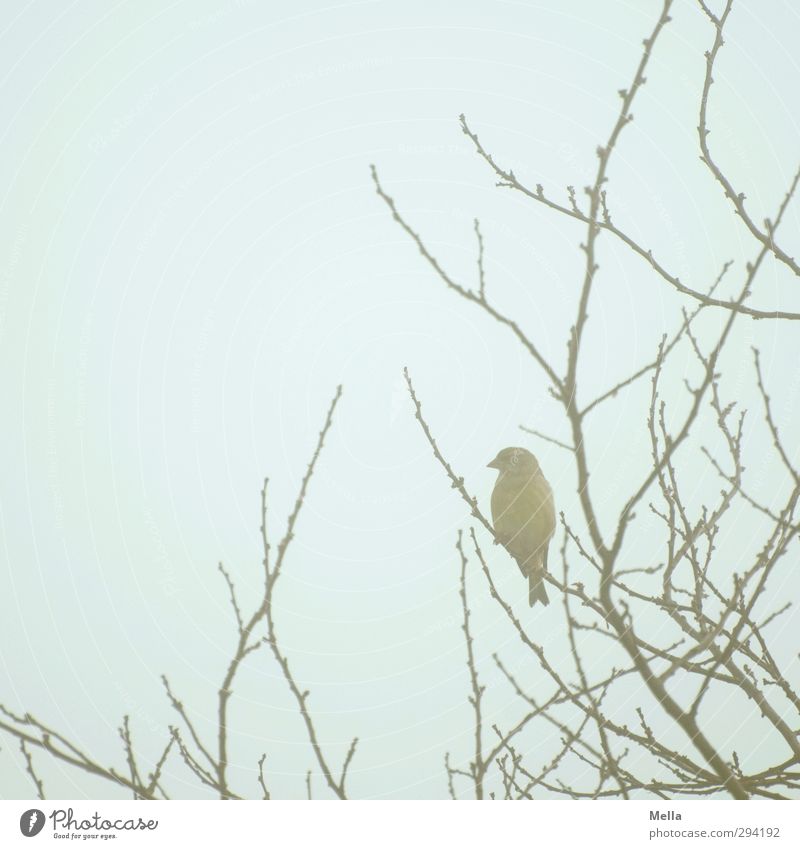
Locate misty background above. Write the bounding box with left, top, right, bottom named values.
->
left=1, top=0, right=799, bottom=798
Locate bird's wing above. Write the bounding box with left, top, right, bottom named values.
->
left=529, top=476, right=556, bottom=547
left=491, top=474, right=555, bottom=568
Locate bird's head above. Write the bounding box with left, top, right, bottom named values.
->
left=487, top=446, right=540, bottom=475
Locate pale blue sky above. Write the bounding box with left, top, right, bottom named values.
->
left=1, top=0, right=799, bottom=799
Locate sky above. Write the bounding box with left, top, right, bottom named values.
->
left=1, top=0, right=799, bottom=799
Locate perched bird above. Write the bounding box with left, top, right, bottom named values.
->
left=487, top=447, right=555, bottom=607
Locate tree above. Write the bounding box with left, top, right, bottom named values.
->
left=2, top=0, right=798, bottom=800
left=371, top=0, right=800, bottom=799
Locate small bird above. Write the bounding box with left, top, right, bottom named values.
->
left=487, top=447, right=556, bottom=607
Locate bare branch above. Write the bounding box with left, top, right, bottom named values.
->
left=257, top=754, right=271, bottom=800
left=19, top=739, right=46, bottom=800
left=371, top=167, right=563, bottom=388
left=261, top=386, right=358, bottom=800
left=474, top=218, right=487, bottom=301
left=454, top=532, right=486, bottom=799
left=697, top=0, right=800, bottom=279
left=519, top=424, right=574, bottom=452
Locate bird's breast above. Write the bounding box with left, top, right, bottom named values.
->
left=491, top=472, right=555, bottom=553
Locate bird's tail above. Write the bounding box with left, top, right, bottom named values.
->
left=529, top=572, right=549, bottom=607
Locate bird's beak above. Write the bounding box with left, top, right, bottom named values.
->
left=487, top=458, right=500, bottom=470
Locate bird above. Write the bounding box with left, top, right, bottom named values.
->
left=487, top=447, right=555, bottom=607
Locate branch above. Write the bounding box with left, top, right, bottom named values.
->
left=459, top=123, right=800, bottom=321
left=697, top=0, right=800, bottom=279
left=371, top=166, right=563, bottom=389
left=261, top=386, right=359, bottom=799
left=454, top=532, right=486, bottom=799
left=20, top=739, right=46, bottom=800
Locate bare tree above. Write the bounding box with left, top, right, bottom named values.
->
left=1, top=388, right=359, bottom=800
left=2, top=0, right=799, bottom=802
left=371, top=0, right=800, bottom=800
